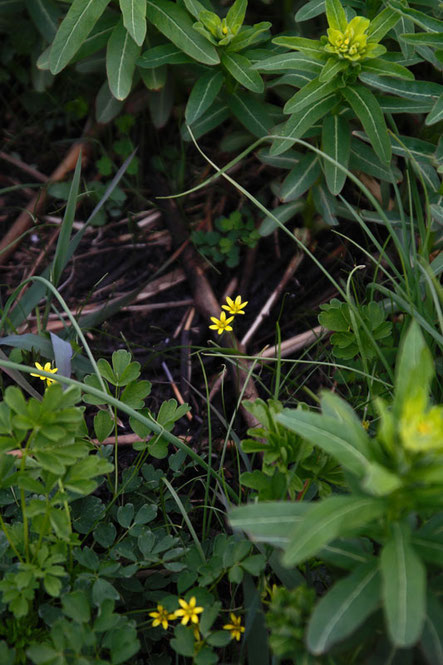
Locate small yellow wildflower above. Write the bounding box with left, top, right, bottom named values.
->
left=362, top=420, right=370, bottom=431
left=209, top=311, right=234, bottom=335
left=174, top=597, right=204, bottom=625
left=149, top=605, right=176, bottom=630
left=222, top=295, right=248, bottom=316
left=30, top=361, right=58, bottom=387
left=223, top=613, right=245, bottom=641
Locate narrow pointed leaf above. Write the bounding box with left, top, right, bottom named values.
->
left=95, top=81, right=124, bottom=123
left=284, top=76, right=338, bottom=114
left=52, top=154, right=82, bottom=286
left=226, top=92, right=273, bottom=137
left=426, top=93, right=443, bottom=126
left=259, top=201, right=304, bottom=236
left=313, top=182, right=338, bottom=226
left=381, top=523, right=426, bottom=647
left=280, top=153, right=321, bottom=201
left=325, top=0, right=347, bottom=32
left=295, top=0, right=326, bottom=23
left=106, top=20, right=140, bottom=100
left=361, top=57, right=414, bottom=79
left=319, top=56, right=348, bottom=82
left=221, top=52, right=263, bottom=92
left=182, top=103, right=230, bottom=141
left=307, top=561, right=381, bottom=654
left=137, top=44, right=193, bottom=68
left=322, top=114, right=350, bottom=195
left=226, top=0, right=246, bottom=33
left=367, top=7, right=399, bottom=42
left=401, top=32, right=443, bottom=48
left=182, top=0, right=210, bottom=21
left=49, top=0, right=110, bottom=74
left=119, top=0, right=146, bottom=46
left=146, top=0, right=219, bottom=65
left=25, top=0, right=61, bottom=42
left=359, top=73, right=443, bottom=103
left=277, top=409, right=370, bottom=476
left=388, top=0, right=443, bottom=33
left=251, top=52, right=323, bottom=74
left=341, top=84, right=391, bottom=163
left=350, top=138, right=399, bottom=182
left=283, top=496, right=385, bottom=566
left=185, top=70, right=224, bottom=124
left=272, top=36, right=326, bottom=58
left=229, top=501, right=308, bottom=546
left=270, top=93, right=337, bottom=155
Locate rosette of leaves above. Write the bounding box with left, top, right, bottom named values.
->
left=318, top=298, right=393, bottom=360
left=230, top=322, right=443, bottom=658
left=191, top=209, right=260, bottom=267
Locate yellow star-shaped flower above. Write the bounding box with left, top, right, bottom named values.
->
left=174, top=597, right=204, bottom=625
left=223, top=613, right=245, bottom=641
left=209, top=311, right=234, bottom=335
left=222, top=295, right=248, bottom=316
left=30, top=361, right=58, bottom=387
left=148, top=605, right=176, bottom=630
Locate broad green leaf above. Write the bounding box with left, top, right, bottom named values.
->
left=140, top=65, right=167, bottom=91
left=229, top=501, right=308, bottom=546
left=349, top=138, right=401, bottom=183
left=137, top=44, right=193, bottom=68
left=341, top=84, right=391, bottom=163
left=283, top=496, right=385, bottom=566
left=420, top=593, right=443, bottom=665
left=95, top=81, right=124, bottom=123
left=295, top=0, right=326, bottom=23
left=313, top=182, right=338, bottom=226
left=146, top=0, right=219, bottom=65
left=381, top=523, right=426, bottom=647
left=182, top=103, right=230, bottom=141
left=325, top=0, right=347, bottom=32
left=221, top=52, right=263, bottom=92
left=359, top=73, right=443, bottom=103
left=257, top=147, right=303, bottom=169
left=71, top=12, right=117, bottom=63
left=119, top=0, right=146, bottom=46
left=361, top=57, right=414, bottom=79
left=226, top=92, right=273, bottom=137
left=185, top=70, right=223, bottom=124
left=284, top=76, right=338, bottom=114
left=367, top=8, right=399, bottom=43
left=251, top=52, right=323, bottom=74
left=94, top=410, right=114, bottom=443
left=307, top=561, right=381, bottom=654
left=280, top=153, right=321, bottom=201
left=277, top=409, right=370, bottom=476
left=106, top=20, right=140, bottom=100
left=49, top=0, right=110, bottom=74
left=259, top=201, right=304, bottom=236
left=25, top=0, right=61, bottom=42
left=401, top=32, right=443, bottom=48
left=426, top=93, right=443, bottom=125
left=270, top=93, right=337, bottom=155
left=226, top=0, right=246, bottom=34
left=272, top=36, right=326, bottom=58
left=62, top=590, right=91, bottom=623
left=321, top=114, right=350, bottom=195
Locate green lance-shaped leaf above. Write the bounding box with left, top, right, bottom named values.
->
left=226, top=0, right=246, bottom=34
left=221, top=52, right=264, bottom=93
left=284, top=76, right=339, bottom=114
left=283, top=495, right=385, bottom=567
left=106, top=20, right=140, bottom=100
left=420, top=593, right=443, bottom=665
left=381, top=523, right=426, bottom=647
left=182, top=103, right=230, bottom=141
left=322, top=114, right=350, bottom=195
left=95, top=81, right=124, bottom=123
left=182, top=0, right=210, bottom=21
left=388, top=0, right=443, bottom=34
left=138, top=44, right=193, bottom=68
left=319, top=56, right=348, bottom=82
left=341, top=84, right=391, bottom=164
left=227, top=21, right=271, bottom=52
left=119, top=0, right=146, bottom=46
left=359, top=73, right=443, bottom=103
left=401, top=32, right=443, bottom=48
left=146, top=0, right=219, bottom=65
left=367, top=7, right=399, bottom=43
left=349, top=138, right=399, bottom=183
left=270, top=93, right=337, bottom=156
left=325, top=0, right=347, bottom=32
left=49, top=0, right=110, bottom=74
left=25, top=0, right=61, bottom=42
left=252, top=52, right=323, bottom=74
left=272, top=36, right=326, bottom=59
left=307, top=561, right=381, bottom=654
left=426, top=93, right=443, bottom=126
left=280, top=152, right=321, bottom=201
left=140, top=64, right=167, bottom=91
left=226, top=92, right=273, bottom=138
left=296, top=0, right=326, bottom=23
left=229, top=501, right=309, bottom=546
left=361, top=57, right=414, bottom=80
left=277, top=408, right=370, bottom=476
left=185, top=70, right=224, bottom=124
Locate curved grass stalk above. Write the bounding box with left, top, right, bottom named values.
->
left=162, top=477, right=206, bottom=564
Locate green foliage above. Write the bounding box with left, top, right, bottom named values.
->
left=191, top=209, right=260, bottom=268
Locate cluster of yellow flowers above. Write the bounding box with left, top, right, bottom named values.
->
left=149, top=597, right=245, bottom=641
left=209, top=295, right=248, bottom=335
